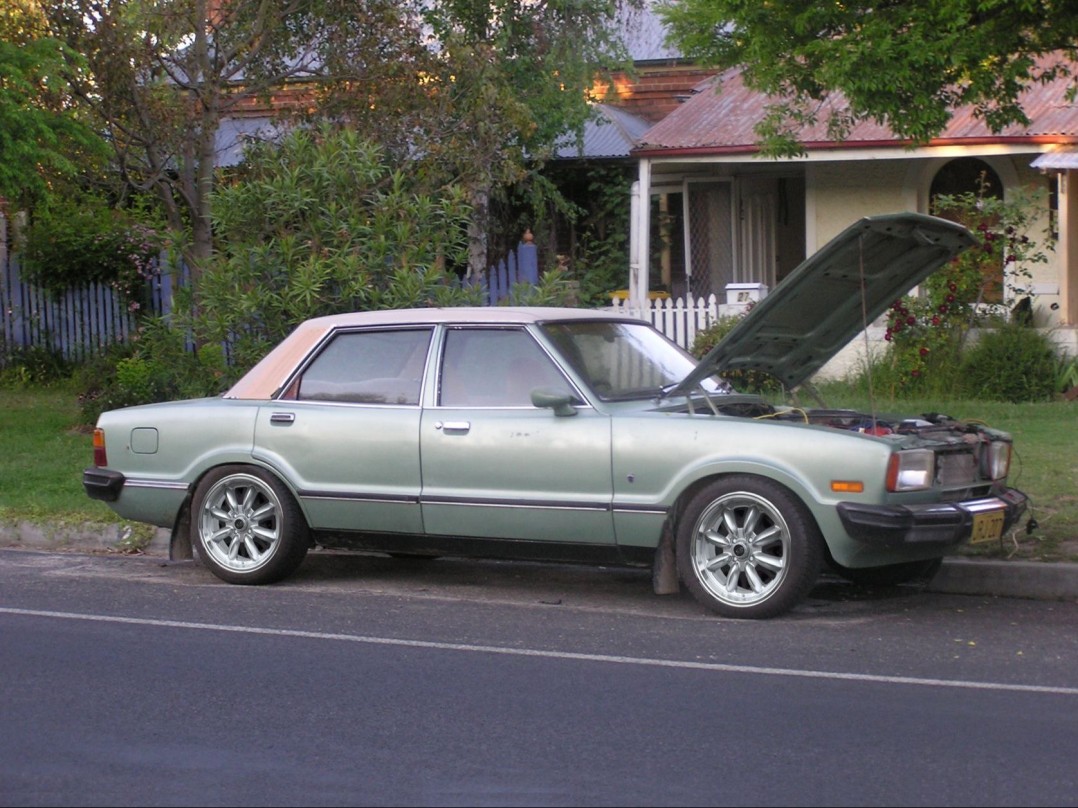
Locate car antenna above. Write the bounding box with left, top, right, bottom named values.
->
left=858, top=232, right=879, bottom=432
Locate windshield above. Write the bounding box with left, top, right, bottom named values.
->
left=540, top=320, right=729, bottom=401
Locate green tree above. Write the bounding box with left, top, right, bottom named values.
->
left=0, top=1, right=106, bottom=208
left=318, top=0, right=636, bottom=276
left=659, top=0, right=1078, bottom=155
left=43, top=0, right=432, bottom=291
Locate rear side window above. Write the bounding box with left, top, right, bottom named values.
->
left=294, top=328, right=432, bottom=405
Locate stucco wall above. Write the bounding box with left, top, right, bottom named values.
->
left=806, top=156, right=1067, bottom=330
left=807, top=161, right=914, bottom=249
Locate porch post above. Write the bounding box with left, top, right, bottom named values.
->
left=1061, top=171, right=1078, bottom=329
left=630, top=158, right=652, bottom=307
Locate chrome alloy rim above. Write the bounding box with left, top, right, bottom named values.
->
left=198, top=474, right=282, bottom=572
left=689, top=491, right=791, bottom=607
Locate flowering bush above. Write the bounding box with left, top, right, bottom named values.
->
left=20, top=196, right=164, bottom=310
left=877, top=185, right=1049, bottom=395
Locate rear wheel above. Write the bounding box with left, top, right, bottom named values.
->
left=676, top=475, right=823, bottom=619
left=191, top=466, right=309, bottom=585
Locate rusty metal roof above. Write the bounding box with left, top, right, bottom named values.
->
left=636, top=56, right=1078, bottom=156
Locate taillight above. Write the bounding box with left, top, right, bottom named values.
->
left=92, top=428, right=108, bottom=468
left=886, top=449, right=935, bottom=492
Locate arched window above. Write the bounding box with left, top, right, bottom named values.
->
left=930, top=157, right=1003, bottom=201
left=930, top=158, right=1005, bottom=302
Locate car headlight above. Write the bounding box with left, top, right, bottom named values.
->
left=981, top=440, right=1012, bottom=480
left=886, top=449, right=935, bottom=492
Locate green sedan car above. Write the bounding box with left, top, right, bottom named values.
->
left=84, top=213, right=1028, bottom=618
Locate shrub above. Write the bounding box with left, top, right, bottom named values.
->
left=1057, top=354, right=1078, bottom=395
left=74, top=319, right=230, bottom=425
left=191, top=124, right=485, bottom=374
left=0, top=343, right=72, bottom=386
left=690, top=314, right=744, bottom=358
left=689, top=310, right=783, bottom=395
left=20, top=194, right=165, bottom=308
left=958, top=323, right=1060, bottom=402
left=876, top=183, right=1049, bottom=395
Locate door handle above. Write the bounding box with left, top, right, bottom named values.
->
left=270, top=412, right=296, bottom=425
left=435, top=421, right=471, bottom=433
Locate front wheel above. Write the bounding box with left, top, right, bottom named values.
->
left=676, top=475, right=823, bottom=619
left=190, top=466, right=309, bottom=585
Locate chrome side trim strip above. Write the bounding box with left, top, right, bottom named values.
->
left=124, top=479, right=190, bottom=492
left=421, top=496, right=611, bottom=512
left=297, top=490, right=668, bottom=515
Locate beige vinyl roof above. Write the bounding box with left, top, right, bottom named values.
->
left=224, top=306, right=631, bottom=400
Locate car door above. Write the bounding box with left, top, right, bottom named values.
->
left=419, top=325, right=616, bottom=544
left=252, top=327, right=432, bottom=534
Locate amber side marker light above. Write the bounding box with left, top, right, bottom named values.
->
left=92, top=428, right=107, bottom=468
left=830, top=480, right=864, bottom=494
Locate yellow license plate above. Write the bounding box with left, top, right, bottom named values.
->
left=970, top=510, right=1005, bottom=543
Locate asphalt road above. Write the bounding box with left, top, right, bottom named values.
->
left=1, top=547, right=1077, bottom=807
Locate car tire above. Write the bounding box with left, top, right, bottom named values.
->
left=829, top=558, right=943, bottom=587
left=190, top=465, right=309, bottom=585
left=676, top=475, right=823, bottom=619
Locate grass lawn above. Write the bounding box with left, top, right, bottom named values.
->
left=0, top=383, right=119, bottom=526
left=2, top=381, right=1075, bottom=562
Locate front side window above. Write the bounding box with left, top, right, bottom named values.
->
left=540, top=320, right=723, bottom=400
left=440, top=327, right=574, bottom=407
left=293, top=328, right=432, bottom=405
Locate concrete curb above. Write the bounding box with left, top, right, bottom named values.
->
left=928, top=557, right=1078, bottom=602
left=2, top=521, right=1076, bottom=604
left=0, top=521, right=171, bottom=556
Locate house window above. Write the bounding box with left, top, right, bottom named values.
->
left=930, top=158, right=1005, bottom=302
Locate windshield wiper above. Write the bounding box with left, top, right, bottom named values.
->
left=657, top=382, right=682, bottom=400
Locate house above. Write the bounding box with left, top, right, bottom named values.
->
left=619, top=56, right=1078, bottom=368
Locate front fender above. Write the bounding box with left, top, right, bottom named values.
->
left=612, top=415, right=895, bottom=550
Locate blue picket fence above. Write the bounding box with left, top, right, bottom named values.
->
left=470, top=240, right=539, bottom=303
left=1, top=253, right=174, bottom=364
left=1, top=240, right=539, bottom=365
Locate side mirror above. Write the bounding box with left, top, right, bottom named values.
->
left=531, top=388, right=578, bottom=417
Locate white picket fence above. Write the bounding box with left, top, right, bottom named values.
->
left=608, top=293, right=753, bottom=352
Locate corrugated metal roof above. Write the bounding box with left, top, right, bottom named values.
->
left=555, top=104, right=653, bottom=159
left=1031, top=150, right=1078, bottom=169
left=637, top=55, right=1078, bottom=155
left=215, top=116, right=285, bottom=166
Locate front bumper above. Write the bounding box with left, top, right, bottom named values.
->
left=837, top=488, right=1028, bottom=550
left=83, top=468, right=124, bottom=502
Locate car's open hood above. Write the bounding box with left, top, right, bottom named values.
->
left=669, top=212, right=978, bottom=395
